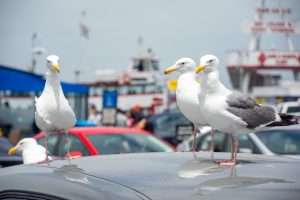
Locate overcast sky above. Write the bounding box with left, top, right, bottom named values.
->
left=0, top=0, right=299, bottom=87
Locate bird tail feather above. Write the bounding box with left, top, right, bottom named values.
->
left=267, top=113, right=299, bottom=127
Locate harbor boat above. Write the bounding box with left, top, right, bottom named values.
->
left=226, top=0, right=300, bottom=105
left=87, top=48, right=168, bottom=115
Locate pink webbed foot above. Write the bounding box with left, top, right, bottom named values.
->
left=217, top=160, right=237, bottom=166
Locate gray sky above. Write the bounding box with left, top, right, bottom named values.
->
left=0, top=0, right=299, bottom=88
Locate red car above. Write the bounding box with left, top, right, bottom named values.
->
left=34, top=127, right=175, bottom=157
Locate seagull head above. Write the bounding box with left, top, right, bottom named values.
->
left=8, top=138, right=38, bottom=155
left=195, top=55, right=220, bottom=74
left=164, top=58, right=196, bottom=74
left=46, top=55, right=60, bottom=73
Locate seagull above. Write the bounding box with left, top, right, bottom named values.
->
left=8, top=138, right=52, bottom=164
left=164, top=58, right=214, bottom=152
left=195, top=55, right=298, bottom=166
left=35, top=55, right=76, bottom=162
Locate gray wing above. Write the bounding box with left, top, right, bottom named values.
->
left=226, top=92, right=278, bottom=129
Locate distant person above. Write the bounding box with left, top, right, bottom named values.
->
left=116, top=108, right=127, bottom=127
left=128, top=105, right=154, bottom=132
left=126, top=109, right=135, bottom=128
left=87, top=104, right=102, bottom=126
left=4, top=101, right=10, bottom=109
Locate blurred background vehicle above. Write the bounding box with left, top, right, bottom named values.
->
left=177, top=125, right=300, bottom=158
left=34, top=127, right=175, bottom=158
left=0, top=136, right=22, bottom=168
left=0, top=136, right=21, bottom=156
left=277, top=100, right=300, bottom=116
left=148, top=108, right=193, bottom=145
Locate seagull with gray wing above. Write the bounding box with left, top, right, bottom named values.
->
left=195, top=54, right=298, bottom=166
left=35, top=55, right=76, bottom=162
left=164, top=58, right=214, bottom=152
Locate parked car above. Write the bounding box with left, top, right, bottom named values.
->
left=34, top=127, right=175, bottom=158
left=149, top=108, right=193, bottom=145
left=1, top=152, right=299, bottom=199
left=0, top=137, right=16, bottom=156
left=0, top=137, right=22, bottom=168
left=277, top=100, right=300, bottom=116
left=177, top=125, right=300, bottom=158
left=0, top=156, right=23, bottom=168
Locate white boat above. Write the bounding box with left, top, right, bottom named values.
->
left=88, top=48, right=168, bottom=115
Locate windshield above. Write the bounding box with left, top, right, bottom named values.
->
left=151, top=112, right=191, bottom=130
left=86, top=134, right=174, bottom=155
left=287, top=106, right=300, bottom=113
left=256, top=130, right=300, bottom=154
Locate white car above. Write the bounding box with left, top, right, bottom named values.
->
left=177, top=125, right=300, bottom=158
left=277, top=100, right=300, bottom=116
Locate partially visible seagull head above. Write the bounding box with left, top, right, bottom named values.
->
left=46, top=55, right=60, bottom=73
left=164, top=57, right=196, bottom=74
left=8, top=138, right=39, bottom=155
left=195, top=55, right=220, bottom=74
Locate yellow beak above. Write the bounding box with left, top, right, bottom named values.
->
left=8, top=146, right=18, bottom=155
left=164, top=65, right=178, bottom=74
left=53, top=64, right=60, bottom=73
left=195, top=65, right=206, bottom=74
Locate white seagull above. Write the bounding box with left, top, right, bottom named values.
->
left=195, top=54, right=298, bottom=166
left=164, top=58, right=214, bottom=151
left=8, top=138, right=52, bottom=164
left=35, top=55, right=76, bottom=162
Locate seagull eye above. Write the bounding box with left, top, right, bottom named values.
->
left=181, top=62, right=185, bottom=65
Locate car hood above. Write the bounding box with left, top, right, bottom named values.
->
left=31, top=152, right=300, bottom=199
left=0, top=161, right=150, bottom=200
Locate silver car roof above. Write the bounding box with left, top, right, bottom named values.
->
left=1, top=152, right=300, bottom=200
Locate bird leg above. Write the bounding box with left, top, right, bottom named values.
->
left=37, top=134, right=51, bottom=165
left=210, top=128, right=215, bottom=152
left=191, top=124, right=197, bottom=152
left=219, top=134, right=238, bottom=166
left=65, top=132, right=70, bottom=159
left=232, top=136, right=239, bottom=164
left=44, top=135, right=49, bottom=163
left=210, top=128, right=215, bottom=159
left=230, top=134, right=235, bottom=160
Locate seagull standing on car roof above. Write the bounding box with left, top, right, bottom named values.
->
left=195, top=54, right=298, bottom=166
left=8, top=138, right=52, bottom=164
left=164, top=58, right=215, bottom=152
left=35, top=55, right=76, bottom=162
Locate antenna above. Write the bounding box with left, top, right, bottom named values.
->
left=138, top=36, right=144, bottom=55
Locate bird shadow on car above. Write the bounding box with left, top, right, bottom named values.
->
left=195, top=165, right=293, bottom=196
left=177, top=152, right=293, bottom=196
left=53, top=164, right=90, bottom=184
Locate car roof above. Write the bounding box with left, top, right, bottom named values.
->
left=1, top=152, right=299, bottom=200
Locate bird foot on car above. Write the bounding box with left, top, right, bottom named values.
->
left=216, top=160, right=237, bottom=167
